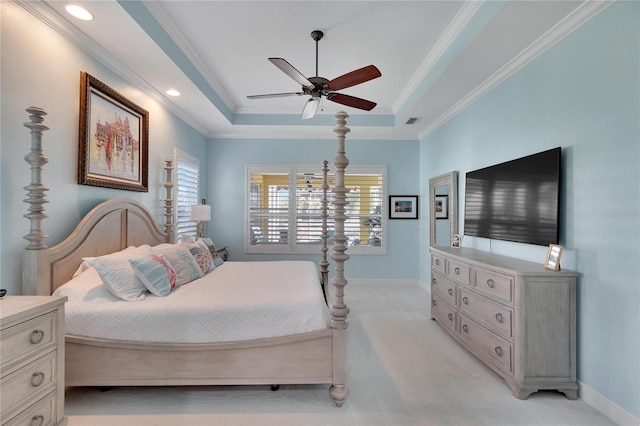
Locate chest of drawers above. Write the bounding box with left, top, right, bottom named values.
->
left=1, top=296, right=67, bottom=426
left=430, top=247, right=577, bottom=399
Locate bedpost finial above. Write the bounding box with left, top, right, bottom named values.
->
left=24, top=106, right=50, bottom=250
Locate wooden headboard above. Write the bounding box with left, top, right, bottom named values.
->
left=23, top=199, right=169, bottom=295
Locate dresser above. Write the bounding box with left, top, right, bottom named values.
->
left=1, top=296, right=67, bottom=426
left=430, top=246, right=577, bottom=399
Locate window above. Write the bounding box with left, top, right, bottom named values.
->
left=174, top=149, right=200, bottom=241
left=246, top=165, right=385, bottom=254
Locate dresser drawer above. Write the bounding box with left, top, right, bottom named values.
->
left=459, top=313, right=513, bottom=375
left=446, top=259, right=471, bottom=285
left=431, top=253, right=446, bottom=274
left=474, top=269, right=514, bottom=304
left=3, top=392, right=56, bottom=426
left=431, top=293, right=457, bottom=335
left=1, top=352, right=57, bottom=422
left=431, top=273, right=456, bottom=306
left=1, top=312, right=57, bottom=375
left=459, top=288, right=513, bottom=338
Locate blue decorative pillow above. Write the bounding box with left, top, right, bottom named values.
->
left=213, top=256, right=224, bottom=267
left=152, top=244, right=203, bottom=285
left=129, top=254, right=177, bottom=297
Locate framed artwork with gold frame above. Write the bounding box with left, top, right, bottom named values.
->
left=78, top=72, right=149, bottom=192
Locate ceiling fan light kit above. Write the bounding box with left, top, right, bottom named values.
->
left=248, top=30, right=381, bottom=119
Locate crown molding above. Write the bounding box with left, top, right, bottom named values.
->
left=418, top=0, right=614, bottom=139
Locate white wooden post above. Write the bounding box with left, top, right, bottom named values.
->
left=329, top=111, right=350, bottom=407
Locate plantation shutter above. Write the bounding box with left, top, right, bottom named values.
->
left=247, top=166, right=291, bottom=253
left=246, top=164, right=385, bottom=254
left=174, top=149, right=199, bottom=240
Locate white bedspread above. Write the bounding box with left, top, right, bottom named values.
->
left=53, top=261, right=330, bottom=344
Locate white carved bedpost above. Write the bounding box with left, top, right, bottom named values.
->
left=22, top=106, right=51, bottom=295
left=329, top=111, right=350, bottom=407
left=320, top=160, right=330, bottom=298
left=163, top=159, right=174, bottom=242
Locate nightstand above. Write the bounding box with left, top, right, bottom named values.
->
left=216, top=246, right=229, bottom=261
left=1, top=295, right=68, bottom=426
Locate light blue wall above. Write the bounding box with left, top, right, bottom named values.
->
left=207, top=138, right=420, bottom=279
left=0, top=2, right=208, bottom=296
left=419, top=1, right=639, bottom=417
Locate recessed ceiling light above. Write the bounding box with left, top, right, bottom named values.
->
left=66, top=5, right=93, bottom=21
left=165, top=89, right=181, bottom=97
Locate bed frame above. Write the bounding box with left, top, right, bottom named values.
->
left=21, top=106, right=352, bottom=406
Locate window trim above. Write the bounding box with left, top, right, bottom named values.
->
left=245, top=164, right=387, bottom=255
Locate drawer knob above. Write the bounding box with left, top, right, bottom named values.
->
left=31, top=372, right=45, bottom=387
left=30, top=330, right=44, bottom=344
left=435, top=259, right=440, bottom=266
left=495, top=313, right=503, bottom=323
left=454, top=267, right=460, bottom=275
left=448, top=288, right=453, bottom=296
left=495, top=346, right=503, bottom=357
left=432, top=278, right=436, bottom=285
left=462, top=296, right=468, bottom=305
left=432, top=299, right=437, bottom=307
left=487, top=279, right=495, bottom=288
left=462, top=324, right=468, bottom=333
left=448, top=313, right=453, bottom=321
left=30, top=415, right=44, bottom=426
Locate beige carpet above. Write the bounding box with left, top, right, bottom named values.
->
left=65, top=283, right=613, bottom=426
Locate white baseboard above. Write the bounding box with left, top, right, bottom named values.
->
left=341, top=279, right=638, bottom=425
left=347, top=278, right=420, bottom=286
left=580, top=382, right=639, bottom=425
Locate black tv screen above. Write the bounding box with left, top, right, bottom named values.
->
left=464, top=147, right=561, bottom=246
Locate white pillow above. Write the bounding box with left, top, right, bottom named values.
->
left=152, top=243, right=203, bottom=285
left=74, top=245, right=145, bottom=278
left=84, top=245, right=152, bottom=301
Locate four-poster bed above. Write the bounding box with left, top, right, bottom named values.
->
left=21, top=106, right=353, bottom=406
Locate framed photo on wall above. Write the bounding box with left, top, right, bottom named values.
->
left=434, top=195, right=448, bottom=219
left=389, top=195, right=418, bottom=219
left=78, top=71, right=149, bottom=192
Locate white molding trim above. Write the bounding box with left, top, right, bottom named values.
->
left=347, top=279, right=420, bottom=287
left=141, top=1, right=236, bottom=109
left=418, top=0, right=614, bottom=139
left=15, top=0, right=210, bottom=137
left=580, top=381, right=640, bottom=426
left=393, top=0, right=485, bottom=112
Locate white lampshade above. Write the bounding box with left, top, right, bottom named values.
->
left=301, top=97, right=320, bottom=119
left=191, top=204, right=211, bottom=222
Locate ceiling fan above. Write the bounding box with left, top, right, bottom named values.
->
left=247, top=30, right=382, bottom=119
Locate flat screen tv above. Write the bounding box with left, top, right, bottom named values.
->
left=464, top=147, right=561, bottom=246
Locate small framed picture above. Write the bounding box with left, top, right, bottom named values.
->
left=434, top=195, right=448, bottom=219
left=545, top=244, right=563, bottom=271
left=452, top=234, right=463, bottom=248
left=389, top=195, right=418, bottom=219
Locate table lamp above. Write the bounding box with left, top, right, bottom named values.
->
left=190, top=199, right=211, bottom=238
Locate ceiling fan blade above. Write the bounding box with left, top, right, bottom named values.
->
left=247, top=92, right=305, bottom=99
left=269, top=58, right=313, bottom=88
left=327, top=65, right=381, bottom=91
left=326, top=93, right=377, bottom=111
left=301, top=98, right=321, bottom=119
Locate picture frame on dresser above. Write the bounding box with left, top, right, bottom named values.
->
left=545, top=244, right=563, bottom=271
left=78, top=71, right=149, bottom=192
